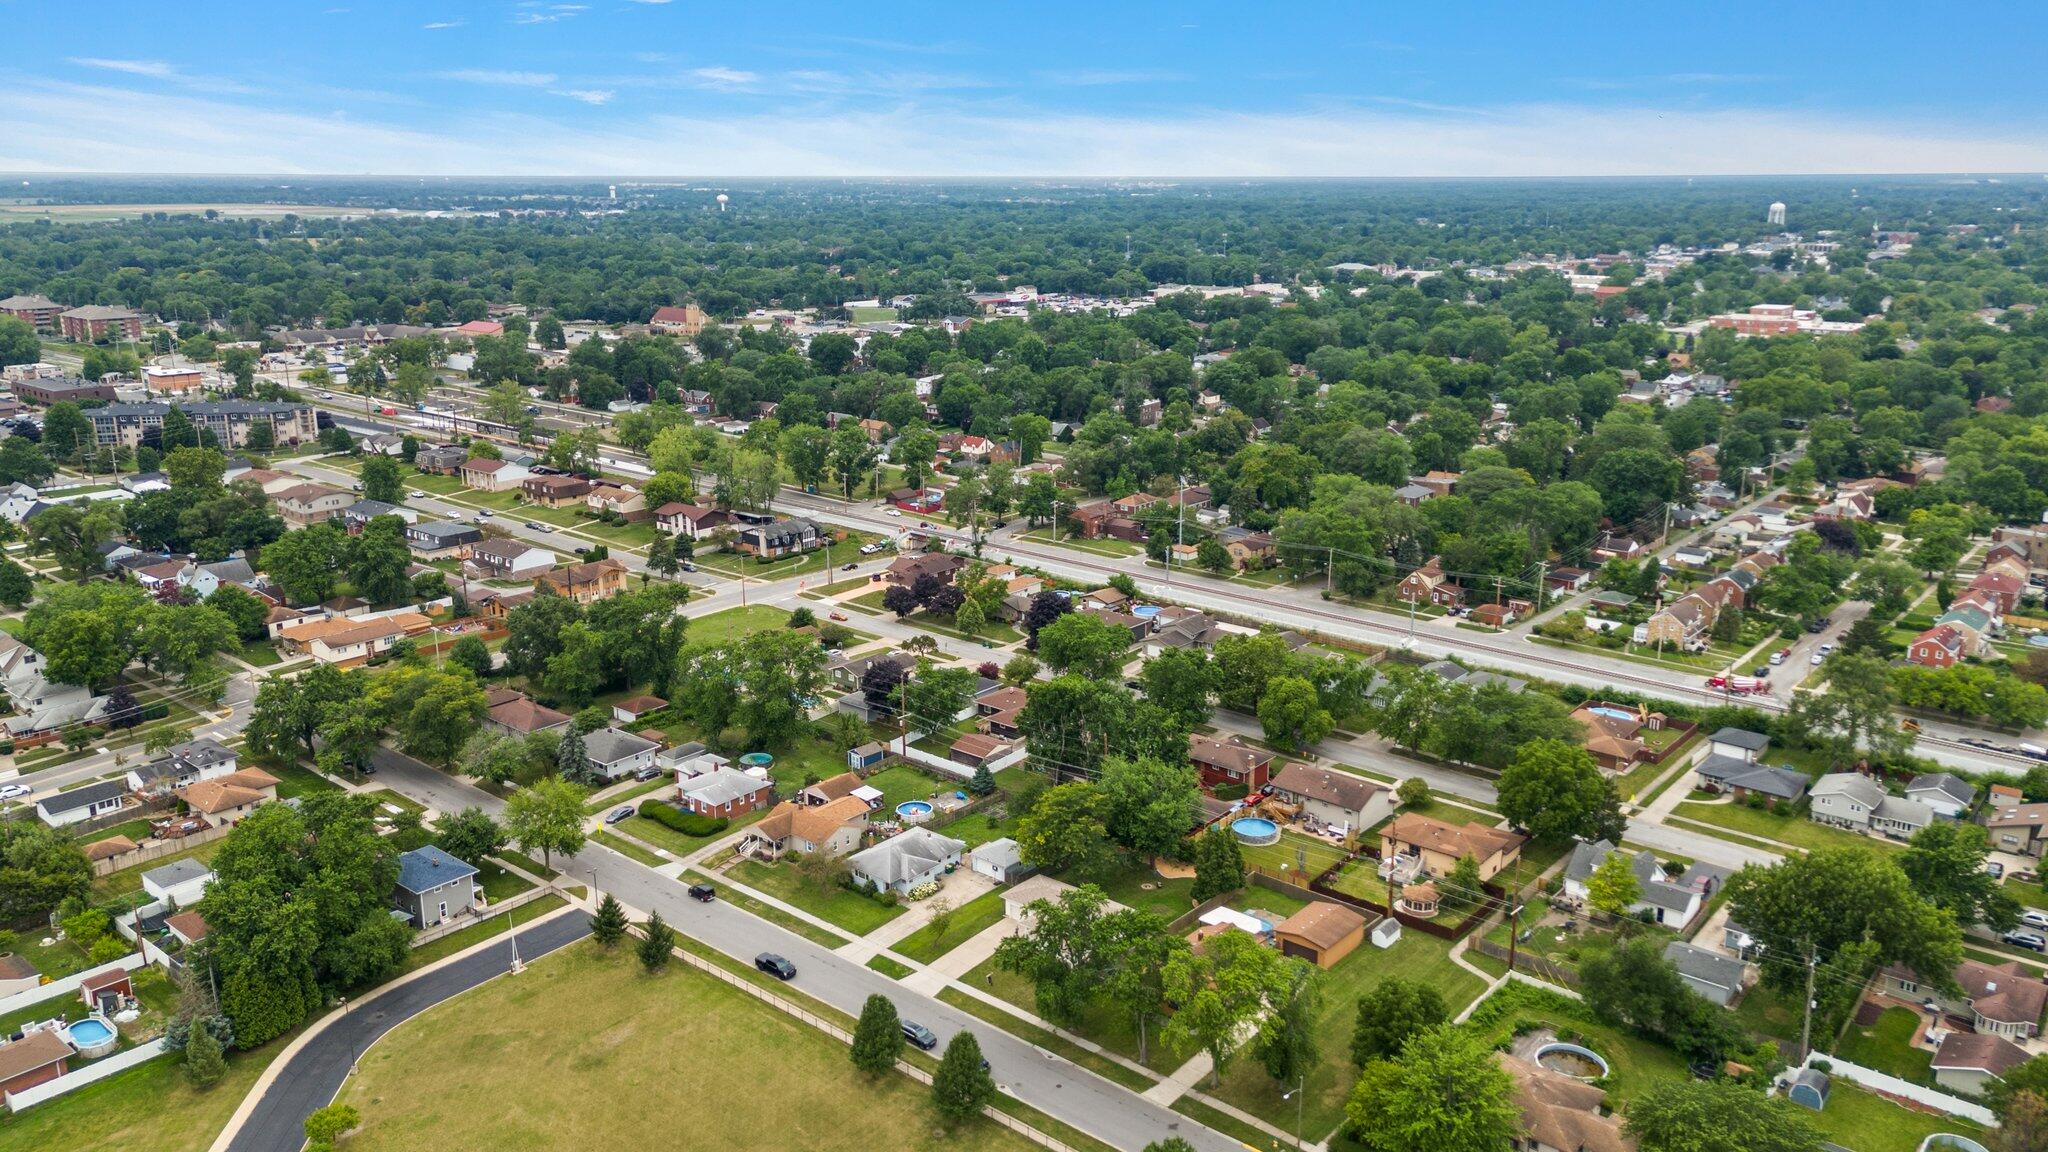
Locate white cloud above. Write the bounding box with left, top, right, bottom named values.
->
left=553, top=88, right=614, bottom=105
left=437, top=69, right=559, bottom=87
left=689, top=66, right=760, bottom=90
left=1034, top=69, right=1188, bottom=87
left=8, top=79, right=2048, bottom=180
left=422, top=20, right=464, bottom=29
left=624, top=0, right=672, bottom=4
left=68, top=58, right=178, bottom=79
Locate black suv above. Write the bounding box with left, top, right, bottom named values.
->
left=755, top=953, right=797, bottom=980
left=901, top=1021, right=939, bottom=1051
left=688, top=883, right=716, bottom=902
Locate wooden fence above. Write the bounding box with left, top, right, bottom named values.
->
left=90, top=822, right=233, bottom=876
left=1469, top=937, right=1579, bottom=987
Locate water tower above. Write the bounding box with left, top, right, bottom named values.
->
left=716, top=193, right=729, bottom=212
left=608, top=184, right=617, bottom=200
left=1768, top=201, right=1787, bottom=227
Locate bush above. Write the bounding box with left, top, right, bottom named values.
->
left=1213, top=782, right=1249, bottom=802
left=638, top=799, right=729, bottom=837
left=1745, top=792, right=1767, bottom=809
left=907, top=880, right=940, bottom=901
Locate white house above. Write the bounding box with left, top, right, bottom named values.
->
left=140, top=858, right=215, bottom=907
left=35, top=778, right=128, bottom=828
left=1560, top=840, right=1725, bottom=930
left=847, top=827, right=966, bottom=895
left=1905, top=773, right=1974, bottom=820
left=582, top=728, right=660, bottom=781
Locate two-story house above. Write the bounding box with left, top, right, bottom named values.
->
left=405, top=520, right=483, bottom=559
left=536, top=557, right=629, bottom=604
left=521, top=474, right=591, bottom=508
left=1187, top=734, right=1274, bottom=792
left=460, top=458, right=530, bottom=492
left=1810, top=773, right=1935, bottom=839
left=463, top=537, right=556, bottom=581
left=274, top=482, right=355, bottom=528
left=654, top=502, right=730, bottom=541
left=1882, top=959, right=2048, bottom=1040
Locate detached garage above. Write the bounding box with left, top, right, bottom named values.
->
left=1273, top=901, right=1367, bottom=969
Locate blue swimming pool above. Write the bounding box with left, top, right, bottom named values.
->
left=1585, top=706, right=1637, bottom=721
left=1231, top=817, right=1281, bottom=846
left=64, top=1017, right=117, bottom=1056
left=896, top=801, right=933, bottom=824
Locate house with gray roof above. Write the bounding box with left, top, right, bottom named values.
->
left=33, top=778, right=128, bottom=828
left=404, top=520, right=483, bottom=558
left=1905, top=773, right=1975, bottom=820
left=141, top=858, right=216, bottom=907
left=1810, top=773, right=1935, bottom=839
left=581, top=727, right=660, bottom=781
left=341, top=498, right=417, bottom=530
left=1694, top=755, right=1809, bottom=802
left=677, top=768, right=774, bottom=817
left=1561, top=840, right=1727, bottom=930
left=392, top=845, right=479, bottom=928
left=127, top=736, right=238, bottom=796
left=1706, top=727, right=1770, bottom=762
left=848, top=827, right=967, bottom=895
left=1663, top=940, right=1755, bottom=1006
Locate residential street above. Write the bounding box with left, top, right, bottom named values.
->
left=361, top=751, right=1244, bottom=1152
left=220, top=911, right=592, bottom=1152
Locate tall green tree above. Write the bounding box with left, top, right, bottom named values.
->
left=1624, top=1079, right=1826, bottom=1152
left=504, top=776, right=587, bottom=867
left=930, top=1031, right=996, bottom=1127
left=1346, top=1025, right=1521, bottom=1152
left=1351, top=976, right=1447, bottom=1067
left=851, top=994, right=904, bottom=1076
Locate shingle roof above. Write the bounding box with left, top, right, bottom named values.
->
left=38, top=778, right=127, bottom=814
left=142, top=857, right=214, bottom=891
left=1274, top=901, right=1366, bottom=951
left=395, top=845, right=478, bottom=894
left=1709, top=727, right=1770, bottom=751
left=1932, top=1032, right=2030, bottom=1076
left=847, top=827, right=965, bottom=887
left=583, top=727, right=660, bottom=765
left=680, top=768, right=771, bottom=807
left=1663, top=940, right=1748, bottom=989
left=1269, top=762, right=1386, bottom=814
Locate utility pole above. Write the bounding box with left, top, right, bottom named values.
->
left=1798, top=944, right=1819, bottom=1060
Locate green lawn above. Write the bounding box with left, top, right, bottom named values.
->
left=932, top=811, right=1009, bottom=848
left=618, top=813, right=728, bottom=857
left=688, top=604, right=794, bottom=646
left=1672, top=794, right=1902, bottom=854
left=398, top=894, right=567, bottom=975
left=589, top=829, right=666, bottom=867
left=868, top=954, right=914, bottom=978
left=0, top=1044, right=276, bottom=1152
left=892, top=889, right=1007, bottom=964
left=1066, top=863, right=1195, bottom=921
left=960, top=955, right=1184, bottom=1072
left=861, top=763, right=961, bottom=813
left=935, top=985, right=1160, bottom=1091
left=1802, top=1082, right=1987, bottom=1152
left=690, top=870, right=852, bottom=948
left=1834, top=1006, right=1934, bottom=1086
left=693, top=532, right=881, bottom=583
left=725, top=858, right=906, bottom=935
left=270, top=759, right=344, bottom=800
left=93, top=839, right=224, bottom=900
left=1209, top=924, right=1490, bottom=1138
left=339, top=939, right=1045, bottom=1152
left=1464, top=988, right=1692, bottom=1109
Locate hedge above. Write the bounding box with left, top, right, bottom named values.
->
left=638, top=799, right=729, bottom=837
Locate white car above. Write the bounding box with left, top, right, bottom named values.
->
left=885, top=508, right=902, bottom=517
left=1810, top=653, right=1824, bottom=665
left=408, top=489, right=426, bottom=499
left=0, top=783, right=30, bottom=801
left=2025, top=910, right=2048, bottom=930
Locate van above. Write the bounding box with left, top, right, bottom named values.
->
left=1768, top=651, right=1785, bottom=666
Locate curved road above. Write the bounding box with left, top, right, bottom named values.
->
left=222, top=912, right=591, bottom=1152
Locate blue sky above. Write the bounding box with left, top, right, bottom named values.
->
left=6, top=1, right=2048, bottom=176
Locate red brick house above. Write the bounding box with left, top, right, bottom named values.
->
left=521, top=474, right=592, bottom=508
left=1908, top=625, right=1966, bottom=669
left=1396, top=557, right=1463, bottom=607
left=1187, top=734, right=1274, bottom=791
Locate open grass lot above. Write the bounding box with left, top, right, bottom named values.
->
left=271, top=760, right=344, bottom=800
left=398, top=894, right=567, bottom=975
left=946, top=964, right=1179, bottom=1078
left=1673, top=793, right=1903, bottom=854
left=1835, top=1005, right=1934, bottom=1085
left=6, top=932, right=92, bottom=981
left=863, top=762, right=963, bottom=812
left=340, top=939, right=1042, bottom=1152
left=893, top=888, right=1007, bottom=964
left=725, top=858, right=905, bottom=935
left=1015, top=529, right=1142, bottom=558
left=1238, top=829, right=1347, bottom=888
left=618, top=812, right=735, bottom=857
left=687, top=603, right=793, bottom=645
left=0, top=1046, right=275, bottom=1152
left=1069, top=863, right=1195, bottom=921
left=690, top=869, right=851, bottom=947
left=1209, top=924, right=1489, bottom=1138
left=933, top=810, right=1009, bottom=848
left=1802, top=1082, right=1986, bottom=1152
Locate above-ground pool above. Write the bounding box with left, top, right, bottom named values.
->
left=64, top=1017, right=118, bottom=1058
left=2031, top=634, right=2048, bottom=649
left=1584, top=705, right=1637, bottom=722
left=738, top=753, right=774, bottom=768
left=1534, top=1042, right=1609, bottom=1080
left=896, top=801, right=934, bottom=824
left=1131, top=605, right=1161, bottom=620
left=1231, top=817, right=1281, bottom=846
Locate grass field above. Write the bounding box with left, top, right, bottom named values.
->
left=1834, top=1005, right=1934, bottom=1086
left=725, top=858, right=905, bottom=935
left=338, top=939, right=1040, bottom=1152
left=892, top=889, right=1007, bottom=964
left=687, top=604, right=794, bottom=645
left=1802, top=1082, right=1986, bottom=1152
left=1208, top=925, right=1489, bottom=1137
left=1672, top=793, right=1901, bottom=854
left=0, top=1040, right=276, bottom=1152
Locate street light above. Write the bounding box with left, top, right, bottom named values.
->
left=339, top=995, right=358, bottom=1074
left=1279, top=1072, right=1306, bottom=1150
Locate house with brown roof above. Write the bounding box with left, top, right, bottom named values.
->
left=274, top=482, right=355, bottom=527
left=461, top=457, right=529, bottom=492
left=1882, top=959, right=2048, bottom=1040
left=1187, top=734, right=1274, bottom=791
left=1642, top=594, right=1713, bottom=650
left=585, top=484, right=651, bottom=521
left=949, top=732, right=1012, bottom=769
left=883, top=552, right=969, bottom=588
left=276, top=610, right=431, bottom=666
left=1932, top=1031, right=2031, bottom=1097
left=1570, top=701, right=1663, bottom=774
left=737, top=796, right=872, bottom=860
left=178, top=767, right=281, bottom=828
left=654, top=502, right=730, bottom=540
left=1268, top=762, right=1395, bottom=837
left=166, top=909, right=211, bottom=947
left=1985, top=801, right=2048, bottom=857
left=0, top=953, right=40, bottom=998
left=1379, top=813, right=1526, bottom=883
left=536, top=558, right=629, bottom=604
left=521, top=474, right=591, bottom=507
left=83, top=834, right=137, bottom=864
left=464, top=537, right=556, bottom=580
left=1397, top=556, right=1463, bottom=607
left=0, top=1027, right=74, bottom=1096
left=484, top=688, right=572, bottom=736
left=1498, top=1052, right=1634, bottom=1152
left=1273, top=902, right=1367, bottom=968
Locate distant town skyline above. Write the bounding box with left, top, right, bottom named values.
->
left=6, top=1, right=2048, bottom=176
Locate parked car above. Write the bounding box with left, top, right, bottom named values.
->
left=901, top=1021, right=939, bottom=1051
left=2004, top=930, right=2047, bottom=952
left=688, top=883, right=716, bottom=902
left=1805, top=618, right=1830, bottom=633
left=755, top=953, right=797, bottom=980
left=841, top=562, right=858, bottom=571
left=0, top=783, right=30, bottom=801
left=1768, top=651, right=1785, bottom=666
left=408, top=489, right=426, bottom=499
left=633, top=765, right=663, bottom=782
left=681, top=562, right=697, bottom=572
left=2021, top=909, right=2048, bottom=930
left=1809, top=654, right=1824, bottom=665
left=478, top=509, right=493, bottom=518
left=828, top=611, right=848, bottom=622
left=604, top=805, right=635, bottom=825
left=885, top=508, right=902, bottom=517
left=525, top=521, right=546, bottom=531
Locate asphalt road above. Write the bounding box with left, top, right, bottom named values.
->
left=363, top=751, right=1241, bottom=1152
left=222, top=911, right=591, bottom=1152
